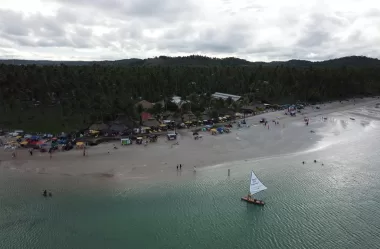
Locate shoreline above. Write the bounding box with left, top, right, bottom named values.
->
left=0, top=97, right=379, bottom=182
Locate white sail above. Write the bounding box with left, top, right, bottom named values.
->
left=249, top=171, right=267, bottom=195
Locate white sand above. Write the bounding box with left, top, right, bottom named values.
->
left=1, top=97, right=379, bottom=180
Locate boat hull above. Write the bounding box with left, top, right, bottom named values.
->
left=241, top=197, right=265, bottom=206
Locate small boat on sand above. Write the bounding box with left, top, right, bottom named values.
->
left=241, top=171, right=267, bottom=206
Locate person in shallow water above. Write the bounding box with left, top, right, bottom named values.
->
left=43, top=190, right=47, bottom=197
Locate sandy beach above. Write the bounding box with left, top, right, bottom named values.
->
left=1, top=97, right=379, bottom=181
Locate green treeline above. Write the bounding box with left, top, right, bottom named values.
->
left=0, top=56, right=380, bottom=132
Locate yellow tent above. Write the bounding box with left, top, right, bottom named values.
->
left=210, top=128, right=217, bottom=132
left=76, top=142, right=84, bottom=146
left=160, top=124, right=167, bottom=127
left=20, top=141, right=28, bottom=145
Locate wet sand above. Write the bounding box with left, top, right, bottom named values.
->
left=1, top=97, right=379, bottom=181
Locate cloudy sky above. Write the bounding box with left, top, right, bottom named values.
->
left=0, top=0, right=379, bottom=61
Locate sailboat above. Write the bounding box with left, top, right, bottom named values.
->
left=241, top=170, right=267, bottom=205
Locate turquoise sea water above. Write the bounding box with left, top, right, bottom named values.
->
left=1, top=116, right=380, bottom=249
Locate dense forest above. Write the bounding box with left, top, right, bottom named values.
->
left=0, top=55, right=380, bottom=132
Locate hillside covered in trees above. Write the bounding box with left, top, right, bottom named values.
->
left=0, top=55, right=380, bottom=132
left=1, top=55, right=380, bottom=67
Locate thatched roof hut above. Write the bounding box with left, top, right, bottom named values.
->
left=108, top=121, right=128, bottom=132
left=135, top=100, right=154, bottom=109
left=89, top=122, right=109, bottom=131
left=162, top=111, right=173, bottom=119
left=142, top=118, right=160, bottom=127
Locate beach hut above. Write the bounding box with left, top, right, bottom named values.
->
left=115, top=114, right=139, bottom=129
left=89, top=122, right=109, bottom=131
left=109, top=122, right=127, bottom=133
left=142, top=119, right=160, bottom=128
left=135, top=100, right=154, bottom=110
left=89, top=130, right=100, bottom=135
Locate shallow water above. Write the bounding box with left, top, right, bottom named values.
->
left=1, top=114, right=380, bottom=249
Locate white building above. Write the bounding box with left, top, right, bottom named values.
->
left=211, top=92, right=241, bottom=101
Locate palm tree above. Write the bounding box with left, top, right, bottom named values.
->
left=187, top=93, right=199, bottom=112
left=135, top=104, right=144, bottom=133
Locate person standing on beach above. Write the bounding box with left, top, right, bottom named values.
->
left=176, top=165, right=178, bottom=170
left=180, top=164, right=182, bottom=170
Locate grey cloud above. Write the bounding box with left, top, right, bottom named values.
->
left=35, top=38, right=72, bottom=47
left=366, top=8, right=380, bottom=18
left=297, top=30, right=332, bottom=48
left=1, top=1, right=380, bottom=61
left=0, top=9, right=98, bottom=49
left=156, top=21, right=254, bottom=54
left=47, top=0, right=197, bottom=23
left=74, top=27, right=93, bottom=37
left=0, top=9, right=64, bottom=38
left=295, top=12, right=350, bottom=48
left=55, top=7, right=109, bottom=26
left=0, top=10, right=30, bottom=36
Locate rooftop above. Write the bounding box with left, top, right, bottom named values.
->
left=211, top=92, right=241, bottom=101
